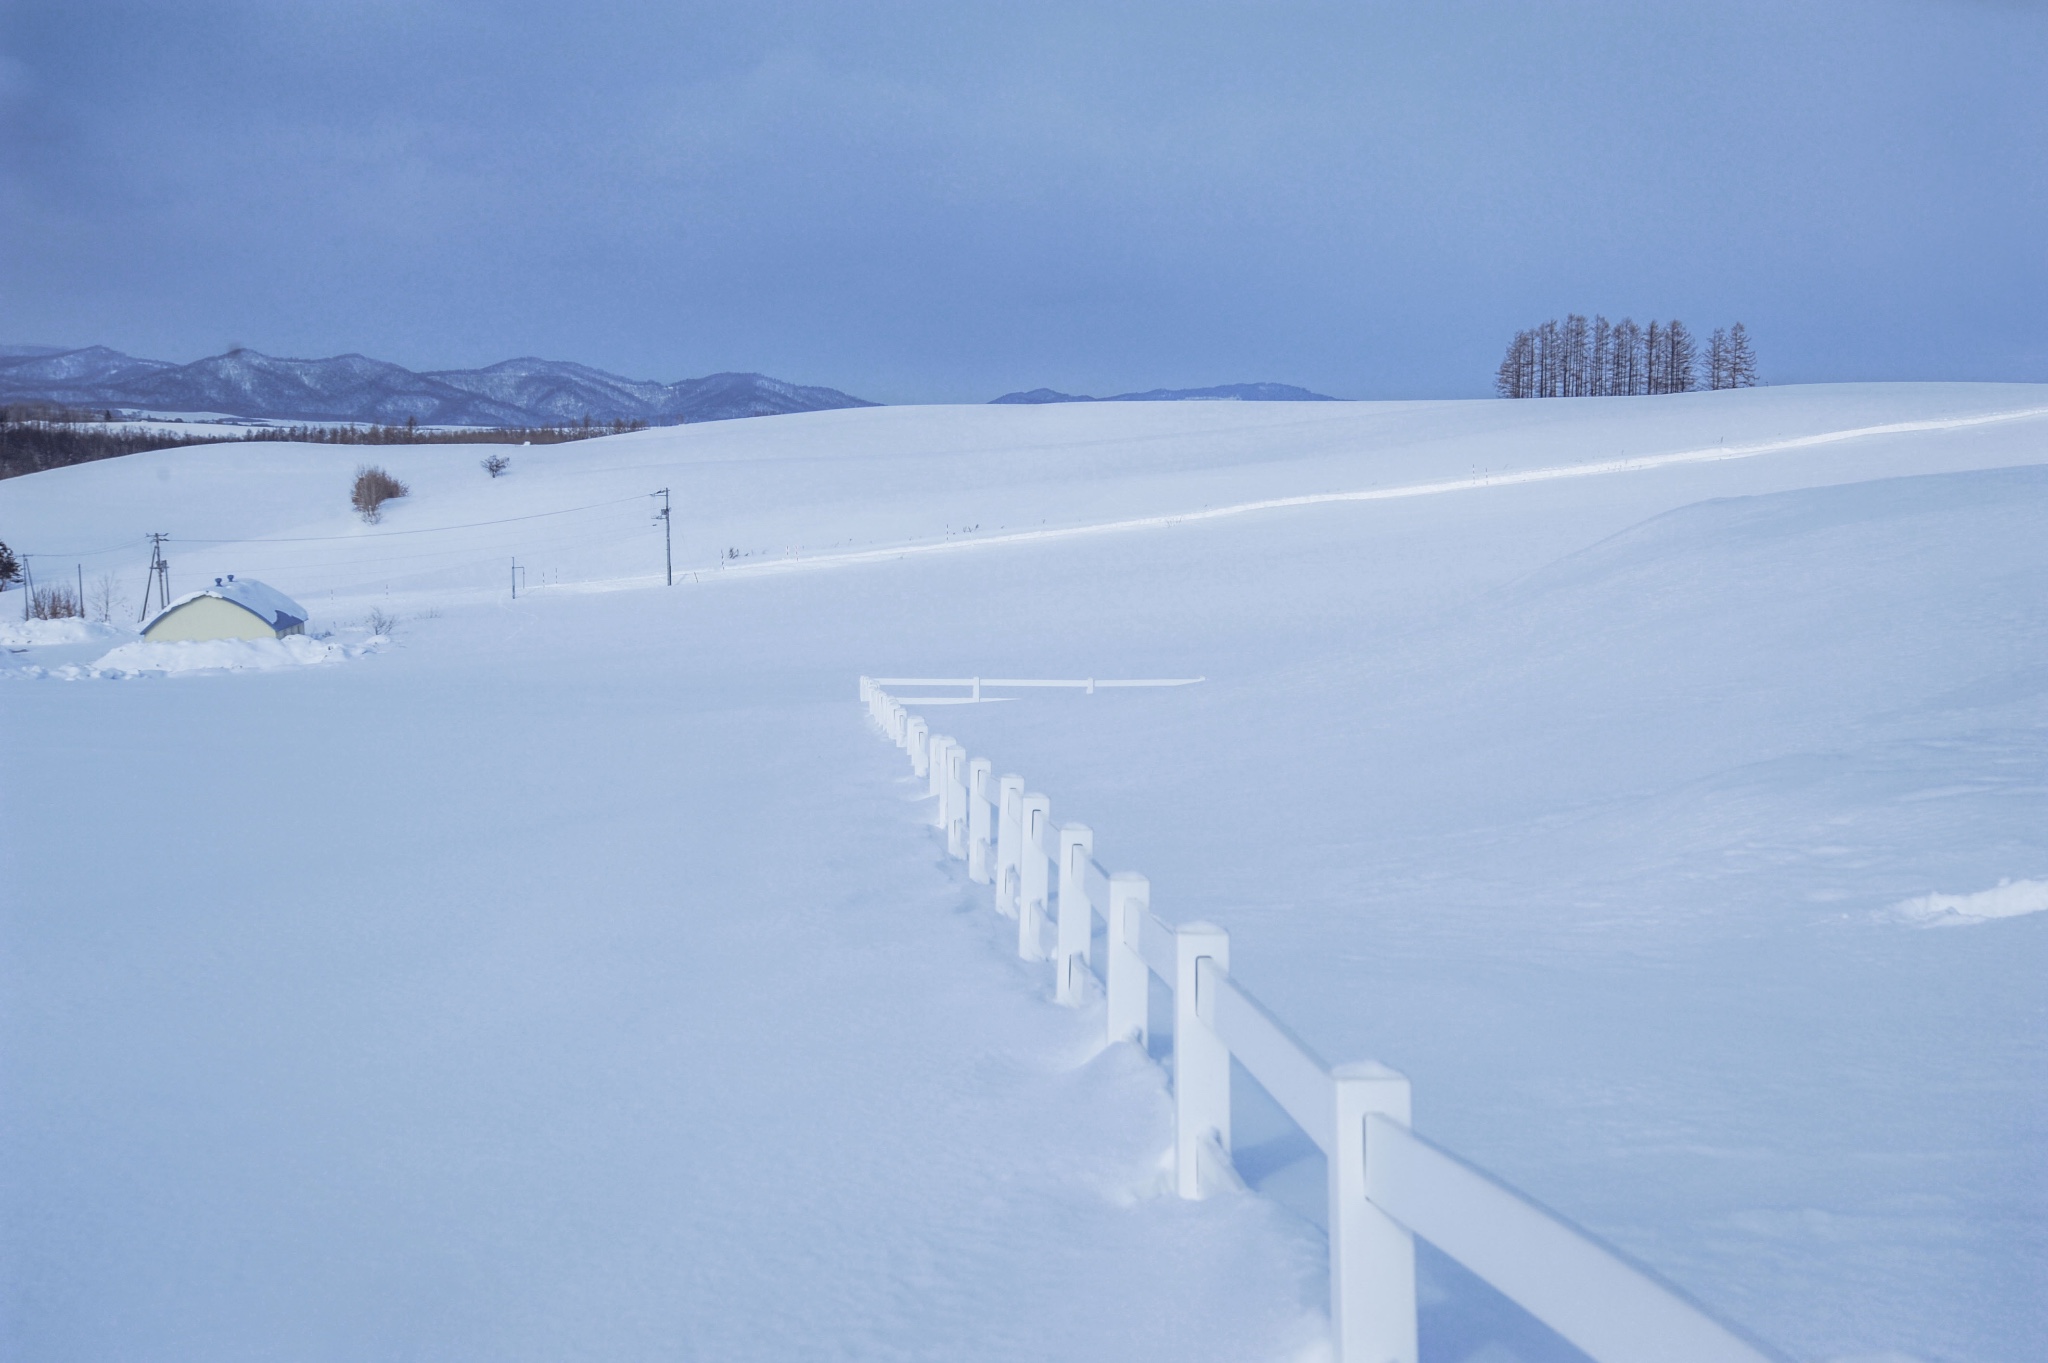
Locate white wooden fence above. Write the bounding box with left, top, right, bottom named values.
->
left=869, top=674, right=1206, bottom=703
left=861, top=676, right=1787, bottom=1363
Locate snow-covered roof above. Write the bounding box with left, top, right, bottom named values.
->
left=145, top=576, right=308, bottom=633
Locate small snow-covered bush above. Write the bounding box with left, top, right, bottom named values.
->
left=352, top=465, right=408, bottom=522
left=481, top=453, right=510, bottom=477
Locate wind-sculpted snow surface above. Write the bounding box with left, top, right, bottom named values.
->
left=1893, top=879, right=2048, bottom=926
left=1, top=384, right=2042, bottom=1363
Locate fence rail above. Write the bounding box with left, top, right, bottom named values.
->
left=861, top=676, right=1784, bottom=1363
left=878, top=674, right=1205, bottom=702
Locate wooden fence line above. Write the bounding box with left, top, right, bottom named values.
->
left=861, top=676, right=1784, bottom=1363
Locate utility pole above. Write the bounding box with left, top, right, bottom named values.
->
left=138, top=534, right=171, bottom=622
left=652, top=487, right=673, bottom=586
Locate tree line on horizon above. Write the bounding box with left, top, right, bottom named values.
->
left=1495, top=316, right=1756, bottom=399
left=0, top=406, right=647, bottom=481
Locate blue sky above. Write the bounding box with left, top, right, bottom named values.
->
left=2, top=1, right=2043, bottom=401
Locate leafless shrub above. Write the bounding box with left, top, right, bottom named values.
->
left=30, top=582, right=82, bottom=619
left=481, top=453, right=511, bottom=477
left=365, top=607, right=398, bottom=636
left=351, top=465, right=408, bottom=522
left=88, top=572, right=123, bottom=623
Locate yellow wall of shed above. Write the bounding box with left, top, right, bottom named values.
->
left=144, top=596, right=281, bottom=642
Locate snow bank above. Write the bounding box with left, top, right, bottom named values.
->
left=1893, top=878, right=2048, bottom=926
left=80, top=634, right=372, bottom=677
left=0, top=617, right=129, bottom=647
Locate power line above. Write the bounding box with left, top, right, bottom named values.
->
left=247, top=523, right=651, bottom=574
left=14, top=495, right=646, bottom=568
left=175, top=495, right=648, bottom=545
left=21, top=537, right=148, bottom=559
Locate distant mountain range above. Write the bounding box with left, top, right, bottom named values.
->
left=0, top=344, right=1344, bottom=425
left=0, top=345, right=878, bottom=426
left=990, top=382, right=1337, bottom=404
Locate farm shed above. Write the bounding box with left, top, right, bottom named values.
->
left=143, top=577, right=308, bottom=642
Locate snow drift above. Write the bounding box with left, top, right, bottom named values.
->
left=1894, top=879, right=2048, bottom=926
left=88, top=634, right=368, bottom=677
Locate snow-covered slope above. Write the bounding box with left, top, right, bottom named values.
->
left=2, top=384, right=2043, bottom=1363
left=990, top=381, right=1337, bottom=402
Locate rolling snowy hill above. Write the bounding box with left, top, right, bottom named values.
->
left=2, top=385, right=2043, bottom=1363
left=991, top=381, right=1337, bottom=403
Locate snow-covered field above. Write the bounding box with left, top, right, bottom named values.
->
left=2, top=385, right=2043, bottom=1362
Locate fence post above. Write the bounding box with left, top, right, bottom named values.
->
left=967, top=759, right=994, bottom=884
left=1018, top=794, right=1052, bottom=960
left=1174, top=922, right=1231, bottom=1199
left=1105, top=873, right=1149, bottom=1046
left=1329, top=1062, right=1416, bottom=1363
left=995, top=775, right=1025, bottom=917
left=1055, top=824, right=1094, bottom=1004
left=908, top=717, right=929, bottom=777
left=858, top=676, right=873, bottom=703
left=925, top=738, right=952, bottom=828
left=944, top=746, right=968, bottom=858
left=941, top=741, right=960, bottom=835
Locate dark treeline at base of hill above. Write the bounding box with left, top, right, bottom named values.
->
left=0, top=407, right=653, bottom=481
left=1496, top=316, right=1757, bottom=399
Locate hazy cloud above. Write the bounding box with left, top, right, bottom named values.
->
left=3, top=1, right=2043, bottom=399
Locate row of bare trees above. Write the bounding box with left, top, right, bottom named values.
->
left=0, top=541, right=124, bottom=620
left=1495, top=316, right=1756, bottom=399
